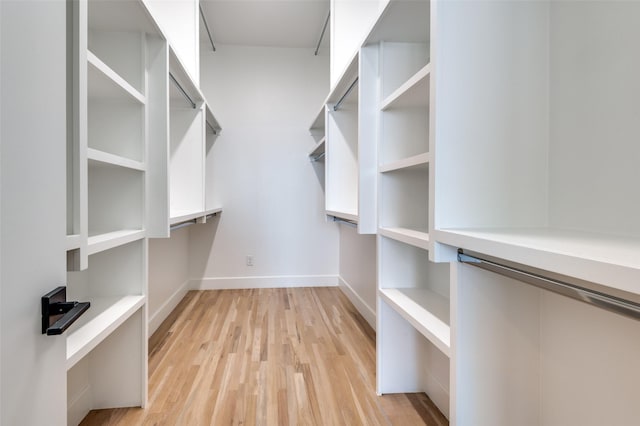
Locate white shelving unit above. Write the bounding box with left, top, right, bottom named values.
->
left=65, top=0, right=161, bottom=423
left=429, top=1, right=640, bottom=424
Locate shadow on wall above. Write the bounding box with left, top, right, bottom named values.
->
left=189, top=214, right=221, bottom=280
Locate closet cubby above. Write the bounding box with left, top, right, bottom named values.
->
left=377, top=236, right=450, bottom=415
left=66, top=239, right=147, bottom=424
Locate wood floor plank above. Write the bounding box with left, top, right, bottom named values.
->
left=80, top=288, right=448, bottom=426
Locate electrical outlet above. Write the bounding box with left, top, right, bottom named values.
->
left=246, top=255, right=253, bottom=266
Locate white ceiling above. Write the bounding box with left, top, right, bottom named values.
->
left=199, top=1, right=330, bottom=50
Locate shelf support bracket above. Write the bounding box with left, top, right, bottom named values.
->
left=41, top=286, right=90, bottom=335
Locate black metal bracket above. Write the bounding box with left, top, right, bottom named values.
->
left=41, top=286, right=90, bottom=335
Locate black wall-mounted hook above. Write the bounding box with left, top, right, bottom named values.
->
left=41, top=286, right=90, bottom=335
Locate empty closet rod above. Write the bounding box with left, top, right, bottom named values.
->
left=314, top=11, right=330, bottom=56
left=309, top=151, right=325, bottom=162
left=333, top=77, right=358, bottom=111
left=170, top=220, right=196, bottom=232
left=206, top=120, right=218, bottom=135
left=458, top=250, right=640, bottom=321
left=169, top=73, right=196, bottom=109
left=199, top=4, right=217, bottom=52
left=330, top=215, right=357, bottom=227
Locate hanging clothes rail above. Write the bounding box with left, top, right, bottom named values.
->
left=333, top=77, right=358, bottom=111
left=169, top=73, right=196, bottom=109
left=310, top=151, right=326, bottom=162
left=330, top=215, right=357, bottom=227
left=315, top=11, right=330, bottom=56
left=199, top=5, right=216, bottom=52
left=458, top=249, right=640, bottom=321
left=206, top=120, right=218, bottom=135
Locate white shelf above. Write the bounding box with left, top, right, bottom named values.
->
left=309, top=137, right=326, bottom=158
left=66, top=234, right=82, bottom=251
left=380, top=227, right=429, bottom=250
left=205, top=103, right=222, bottom=134
left=87, top=148, right=145, bottom=171
left=381, top=63, right=430, bottom=111
left=169, top=46, right=203, bottom=105
left=170, top=208, right=222, bottom=226
left=379, top=287, right=450, bottom=357
left=87, top=230, right=145, bottom=256
left=380, top=152, right=429, bottom=173
left=435, top=228, right=640, bottom=296
left=326, top=210, right=359, bottom=224
left=87, top=51, right=145, bottom=104
left=309, top=102, right=326, bottom=131
left=67, top=295, right=145, bottom=370
left=327, top=52, right=359, bottom=105
left=365, top=0, right=431, bottom=45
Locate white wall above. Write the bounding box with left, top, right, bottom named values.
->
left=190, top=45, right=339, bottom=289
left=148, top=227, right=191, bottom=335
left=338, top=223, right=377, bottom=329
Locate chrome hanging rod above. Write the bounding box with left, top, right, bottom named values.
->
left=169, top=73, right=196, bottom=109
left=310, top=151, right=326, bottom=162
left=314, top=11, right=330, bottom=56
left=458, top=249, right=640, bottom=321
left=170, top=219, right=196, bottom=232
left=206, top=120, right=218, bottom=135
left=199, top=4, right=217, bottom=52
left=333, top=77, right=358, bottom=111
left=330, top=215, right=357, bottom=227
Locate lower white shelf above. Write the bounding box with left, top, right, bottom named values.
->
left=87, top=229, right=145, bottom=255
left=379, top=288, right=450, bottom=357
left=380, top=227, right=429, bottom=250
left=67, top=295, right=145, bottom=370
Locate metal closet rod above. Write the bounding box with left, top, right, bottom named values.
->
left=169, top=73, right=196, bottom=109
left=206, top=120, right=218, bottom=135
left=199, top=4, right=216, bottom=52
left=458, top=250, right=640, bottom=321
left=314, top=11, right=330, bottom=56
left=333, top=77, right=358, bottom=111
left=310, top=151, right=325, bottom=162
left=169, top=212, right=219, bottom=232
left=330, top=215, right=357, bottom=227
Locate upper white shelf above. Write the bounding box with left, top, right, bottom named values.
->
left=380, top=152, right=429, bottom=173
left=365, top=0, right=431, bottom=45
left=87, top=148, right=145, bottom=172
left=66, top=234, right=82, bottom=251
left=327, top=52, right=359, bottom=106
left=435, top=228, right=640, bottom=297
left=169, top=46, right=203, bottom=106
left=88, top=0, right=161, bottom=35
left=381, top=64, right=431, bottom=111
left=380, top=227, right=429, bottom=250
left=87, top=51, right=146, bottom=104
left=379, top=287, right=450, bottom=357
left=66, top=295, right=145, bottom=370
left=87, top=229, right=145, bottom=256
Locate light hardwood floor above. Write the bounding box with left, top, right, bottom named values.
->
left=81, top=288, right=448, bottom=425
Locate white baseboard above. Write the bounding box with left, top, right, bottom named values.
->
left=148, top=279, right=193, bottom=336
left=68, top=384, right=91, bottom=426
left=338, top=277, right=376, bottom=331
left=193, top=275, right=339, bottom=290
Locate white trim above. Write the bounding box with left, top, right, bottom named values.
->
left=338, top=276, right=376, bottom=330
left=67, top=383, right=92, bottom=426
left=193, top=275, right=339, bottom=290
left=148, top=278, right=193, bottom=335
